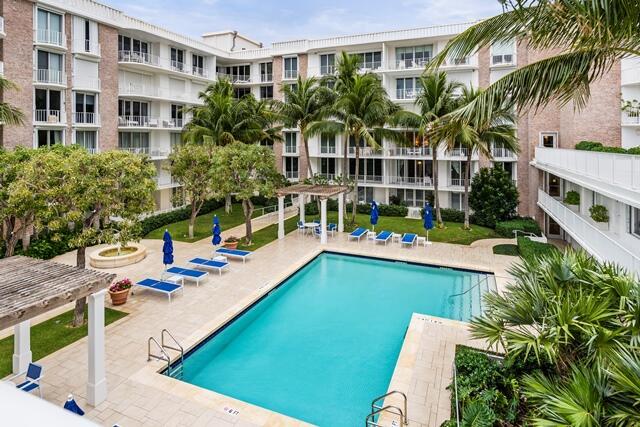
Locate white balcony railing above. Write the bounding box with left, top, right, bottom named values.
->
left=34, top=69, right=64, bottom=85
left=387, top=176, right=434, bottom=187
left=34, top=109, right=61, bottom=123
left=538, top=189, right=640, bottom=275
left=73, top=39, right=100, bottom=56
left=320, top=65, right=336, bottom=75
left=347, top=146, right=383, bottom=156
left=396, top=89, right=422, bottom=100
left=534, top=147, right=640, bottom=194
left=73, top=76, right=101, bottom=91
left=447, top=147, right=468, bottom=157
left=192, top=66, right=210, bottom=78
left=622, top=111, right=640, bottom=125
left=285, top=171, right=299, bottom=179
left=392, top=58, right=430, bottom=70
left=118, top=116, right=157, bottom=128
left=317, top=173, right=337, bottom=181
left=118, top=50, right=159, bottom=67
left=443, top=57, right=471, bottom=67
left=491, top=146, right=515, bottom=158
left=358, top=62, right=383, bottom=71
left=320, top=146, right=337, bottom=154
left=260, top=73, right=273, bottom=83
left=284, top=145, right=298, bottom=155
left=35, top=29, right=65, bottom=47
left=449, top=178, right=465, bottom=187
left=118, top=146, right=150, bottom=155
left=74, top=112, right=99, bottom=125
left=284, top=70, right=298, bottom=79
left=351, top=175, right=384, bottom=184
left=387, top=147, right=432, bottom=157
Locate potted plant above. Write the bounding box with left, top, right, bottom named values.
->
left=564, top=191, right=580, bottom=213
left=108, top=278, right=132, bottom=306
left=589, top=204, right=609, bottom=231
left=223, top=236, right=239, bottom=250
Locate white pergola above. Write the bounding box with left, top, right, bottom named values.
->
left=0, top=256, right=115, bottom=406
left=276, top=184, right=350, bottom=244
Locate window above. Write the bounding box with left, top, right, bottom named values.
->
left=284, top=157, right=299, bottom=179
left=547, top=173, right=561, bottom=197
left=284, top=132, right=297, bottom=154
left=284, top=57, right=298, bottom=79
left=450, top=193, right=465, bottom=211
left=260, top=62, right=273, bottom=82
left=170, top=133, right=182, bottom=152
left=395, top=45, right=432, bottom=68
left=320, top=158, right=336, bottom=176
left=320, top=134, right=336, bottom=154
left=450, top=161, right=469, bottom=186
left=118, top=35, right=150, bottom=62
left=396, top=78, right=421, bottom=99
left=349, top=158, right=382, bottom=180
left=540, top=132, right=558, bottom=148
left=357, top=187, right=374, bottom=204
left=83, top=19, right=92, bottom=52
left=234, top=87, right=251, bottom=99
left=75, top=130, right=97, bottom=153
left=118, top=100, right=149, bottom=126
left=283, top=83, right=297, bottom=102
left=630, top=207, right=640, bottom=238
left=74, top=92, right=96, bottom=124
left=355, top=51, right=382, bottom=70
left=170, top=47, right=185, bottom=71
left=491, top=39, right=515, bottom=65
left=192, top=54, right=205, bottom=76
left=260, top=85, right=273, bottom=100
left=37, top=8, right=63, bottom=45
left=118, top=132, right=150, bottom=154
left=35, top=89, right=62, bottom=123
left=36, top=50, right=63, bottom=84
left=219, top=65, right=251, bottom=82
left=37, top=129, right=63, bottom=148
left=170, top=104, right=184, bottom=127
left=320, top=54, right=335, bottom=75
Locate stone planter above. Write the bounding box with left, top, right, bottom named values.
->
left=592, top=220, right=609, bottom=232
left=224, top=241, right=239, bottom=250
left=567, top=204, right=580, bottom=213
left=109, top=289, right=130, bottom=306
left=89, top=243, right=147, bottom=269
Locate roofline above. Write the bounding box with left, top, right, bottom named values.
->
left=201, top=30, right=263, bottom=47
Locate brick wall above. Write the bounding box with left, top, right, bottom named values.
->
left=272, top=56, right=283, bottom=101
left=99, top=24, right=119, bottom=151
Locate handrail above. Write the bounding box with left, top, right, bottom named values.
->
left=365, top=405, right=406, bottom=427
left=161, top=329, right=184, bottom=367
left=448, top=275, right=489, bottom=300
left=147, top=337, right=171, bottom=373
left=371, top=390, right=408, bottom=425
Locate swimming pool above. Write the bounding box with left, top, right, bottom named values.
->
left=174, top=252, right=493, bottom=426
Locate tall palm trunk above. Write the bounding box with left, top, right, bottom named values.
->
left=431, top=147, right=443, bottom=228
left=342, top=134, right=348, bottom=179
left=352, top=142, right=360, bottom=223
left=301, top=134, right=313, bottom=179
left=463, top=151, right=472, bottom=230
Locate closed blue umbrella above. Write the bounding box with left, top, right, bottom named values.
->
left=162, top=229, right=174, bottom=267
left=212, top=215, right=222, bottom=246
left=370, top=201, right=379, bottom=231
left=63, top=394, right=85, bottom=416
left=423, top=202, right=434, bottom=245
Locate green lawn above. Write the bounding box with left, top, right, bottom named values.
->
left=0, top=308, right=127, bottom=378
left=493, top=244, right=520, bottom=256
left=145, top=204, right=262, bottom=243
left=238, top=216, right=300, bottom=251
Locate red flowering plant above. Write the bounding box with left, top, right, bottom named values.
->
left=109, top=278, right=132, bottom=293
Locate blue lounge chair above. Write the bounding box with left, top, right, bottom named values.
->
left=164, top=266, right=209, bottom=285
left=348, top=227, right=368, bottom=242
left=10, top=363, right=43, bottom=397
left=215, top=248, right=252, bottom=263
left=188, top=258, right=229, bottom=275
left=135, top=278, right=183, bottom=302
left=401, top=233, right=417, bottom=247
left=375, top=230, right=393, bottom=245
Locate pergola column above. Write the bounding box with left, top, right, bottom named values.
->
left=277, top=196, right=285, bottom=239
left=12, top=320, right=31, bottom=374
left=87, top=289, right=107, bottom=406
left=320, top=198, right=328, bottom=245
left=338, top=193, right=344, bottom=233
left=299, top=194, right=305, bottom=223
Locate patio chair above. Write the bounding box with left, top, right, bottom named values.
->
left=374, top=230, right=393, bottom=245
left=134, top=278, right=184, bottom=302
left=348, top=227, right=368, bottom=242
left=401, top=233, right=417, bottom=247
left=328, top=223, right=337, bottom=236
left=188, top=258, right=229, bottom=275
left=9, top=363, right=43, bottom=397
left=215, top=247, right=252, bottom=263
left=297, top=221, right=305, bottom=234
left=164, top=266, right=209, bottom=285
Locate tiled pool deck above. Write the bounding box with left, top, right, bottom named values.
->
left=4, top=217, right=516, bottom=426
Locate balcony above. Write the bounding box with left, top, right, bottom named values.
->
left=260, top=73, right=273, bottom=83
left=35, top=29, right=65, bottom=48
left=317, top=173, right=337, bottom=181
left=0, top=16, right=5, bottom=38
left=73, top=76, right=101, bottom=91
left=537, top=189, right=640, bottom=275
left=395, top=89, right=422, bottom=100
left=118, top=116, right=158, bottom=128
left=73, top=39, right=100, bottom=56
left=284, top=145, right=298, bottom=155
left=533, top=147, right=640, bottom=206
left=217, top=73, right=251, bottom=84
left=285, top=171, right=299, bottom=180
left=73, top=112, right=99, bottom=125
left=491, top=146, right=516, bottom=159
left=449, top=178, right=465, bottom=187
left=283, top=70, right=298, bottom=80
left=347, top=147, right=383, bottom=157
left=34, top=109, right=62, bottom=124
left=34, top=69, right=65, bottom=86
left=391, top=58, right=430, bottom=70
left=320, top=65, right=335, bottom=75
left=387, top=147, right=432, bottom=157
left=320, top=146, right=337, bottom=155
left=118, top=50, right=159, bottom=67
left=119, top=51, right=211, bottom=80
left=118, top=146, right=150, bottom=155
left=622, top=111, right=640, bottom=125
left=447, top=147, right=468, bottom=157
left=155, top=176, right=180, bottom=189
left=192, top=66, right=210, bottom=79
left=387, top=176, right=433, bottom=187
left=442, top=57, right=472, bottom=67
left=357, top=62, right=383, bottom=71
left=352, top=175, right=384, bottom=184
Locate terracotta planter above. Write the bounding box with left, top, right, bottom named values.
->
left=109, top=289, right=130, bottom=306
left=224, top=241, right=239, bottom=249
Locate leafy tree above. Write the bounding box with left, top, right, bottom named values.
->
left=469, top=166, right=519, bottom=228
left=430, top=0, right=640, bottom=123
left=212, top=142, right=282, bottom=244
left=0, top=76, right=25, bottom=126
left=391, top=71, right=464, bottom=228
left=169, top=142, right=220, bottom=239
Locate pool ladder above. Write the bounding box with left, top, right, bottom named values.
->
left=365, top=390, right=408, bottom=426
left=148, top=329, right=184, bottom=379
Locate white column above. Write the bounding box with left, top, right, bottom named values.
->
left=12, top=320, right=32, bottom=374
left=277, top=196, right=285, bottom=239
left=338, top=193, right=344, bottom=233
left=320, top=198, right=328, bottom=245
left=87, top=289, right=107, bottom=407
left=299, top=194, right=305, bottom=223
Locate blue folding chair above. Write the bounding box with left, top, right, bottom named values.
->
left=10, top=363, right=43, bottom=397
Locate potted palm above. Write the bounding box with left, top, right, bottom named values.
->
left=589, top=205, right=609, bottom=231
left=108, top=278, right=132, bottom=306
left=564, top=191, right=580, bottom=213
left=223, top=236, right=239, bottom=250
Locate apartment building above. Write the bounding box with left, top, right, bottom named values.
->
left=0, top=0, right=637, bottom=272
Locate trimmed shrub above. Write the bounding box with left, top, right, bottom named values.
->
left=495, top=218, right=541, bottom=238
left=440, top=208, right=465, bottom=223
left=627, top=146, right=640, bottom=155
left=564, top=190, right=580, bottom=205
left=493, top=244, right=519, bottom=256
left=589, top=204, right=609, bottom=223
left=575, top=140, right=603, bottom=151
left=469, top=166, right=519, bottom=228
left=305, top=201, right=408, bottom=218
left=576, top=140, right=640, bottom=155
left=517, top=236, right=559, bottom=262
left=140, top=198, right=225, bottom=236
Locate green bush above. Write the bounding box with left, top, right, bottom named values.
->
left=495, top=218, right=541, bottom=238
left=589, top=204, right=609, bottom=222
left=517, top=236, right=559, bottom=262
left=469, top=166, right=519, bottom=228
left=440, top=208, right=465, bottom=223
left=576, top=140, right=640, bottom=155
left=305, top=200, right=408, bottom=217
left=493, top=244, right=519, bottom=256
left=627, top=146, right=640, bottom=155
left=575, top=140, right=603, bottom=151
left=140, top=198, right=225, bottom=236
left=564, top=190, right=580, bottom=205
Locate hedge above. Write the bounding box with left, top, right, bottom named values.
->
left=304, top=201, right=408, bottom=218
left=495, top=218, right=541, bottom=238
left=517, top=236, right=559, bottom=262
left=139, top=198, right=225, bottom=236
left=575, top=140, right=640, bottom=155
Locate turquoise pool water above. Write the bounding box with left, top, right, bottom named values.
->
left=177, top=252, right=491, bottom=426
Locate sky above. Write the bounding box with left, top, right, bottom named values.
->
left=101, top=0, right=504, bottom=46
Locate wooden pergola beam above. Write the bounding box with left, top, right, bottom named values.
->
left=276, top=184, right=350, bottom=200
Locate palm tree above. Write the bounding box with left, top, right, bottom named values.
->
left=309, top=73, right=402, bottom=222
left=429, top=0, right=640, bottom=122
left=436, top=87, right=517, bottom=230
left=0, top=76, right=24, bottom=126
left=275, top=76, right=332, bottom=179
left=391, top=71, right=463, bottom=228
